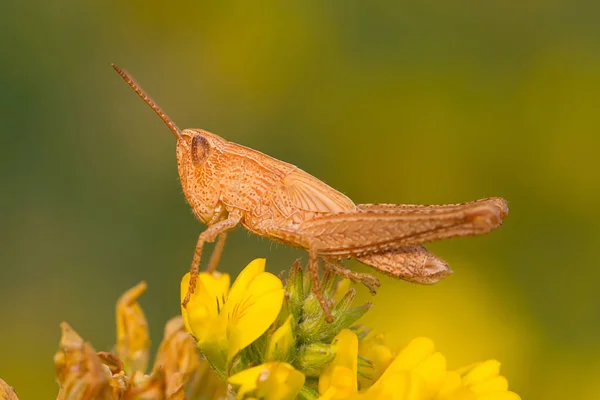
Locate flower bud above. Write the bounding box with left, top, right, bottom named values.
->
left=285, top=260, right=305, bottom=319
left=297, top=343, right=336, bottom=377
left=298, top=293, right=328, bottom=342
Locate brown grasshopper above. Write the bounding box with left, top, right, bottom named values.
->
left=112, top=64, right=508, bottom=322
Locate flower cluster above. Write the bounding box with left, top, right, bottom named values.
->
left=181, top=259, right=521, bottom=400
left=0, top=258, right=521, bottom=400
left=53, top=281, right=227, bottom=400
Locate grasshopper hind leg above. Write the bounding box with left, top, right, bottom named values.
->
left=308, top=248, right=334, bottom=323
left=356, top=246, right=452, bottom=285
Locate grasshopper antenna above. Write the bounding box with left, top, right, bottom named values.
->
left=111, top=63, right=182, bottom=139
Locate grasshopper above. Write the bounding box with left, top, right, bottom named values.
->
left=112, top=65, right=508, bottom=322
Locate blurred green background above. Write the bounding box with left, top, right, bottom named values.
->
left=1, top=1, right=598, bottom=398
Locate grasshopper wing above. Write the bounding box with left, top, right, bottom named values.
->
left=300, top=197, right=508, bottom=256
left=357, top=198, right=506, bottom=214
left=273, top=169, right=356, bottom=214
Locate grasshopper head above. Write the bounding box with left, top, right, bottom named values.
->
left=112, top=64, right=227, bottom=224
left=175, top=129, right=229, bottom=224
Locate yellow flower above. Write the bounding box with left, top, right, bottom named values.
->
left=228, top=362, right=305, bottom=400
left=357, top=337, right=447, bottom=400
left=438, top=360, right=521, bottom=400
left=181, top=258, right=285, bottom=370
left=318, top=329, right=359, bottom=399
left=357, top=332, right=394, bottom=389
left=116, top=281, right=150, bottom=375
left=317, top=336, right=520, bottom=400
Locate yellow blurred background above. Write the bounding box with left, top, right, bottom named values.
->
left=1, top=1, right=598, bottom=398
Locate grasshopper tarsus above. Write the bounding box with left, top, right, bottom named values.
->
left=324, top=259, right=380, bottom=295
left=113, top=65, right=509, bottom=322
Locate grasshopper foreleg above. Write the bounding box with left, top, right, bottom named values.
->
left=182, top=216, right=240, bottom=308
left=206, top=233, right=228, bottom=273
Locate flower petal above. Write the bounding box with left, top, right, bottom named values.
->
left=461, top=360, right=501, bottom=386
left=318, top=329, right=359, bottom=397
left=442, top=359, right=519, bottom=400
left=228, top=363, right=271, bottom=399
left=358, top=332, right=394, bottom=387
left=221, top=258, right=266, bottom=317
left=267, top=315, right=295, bottom=361
left=116, top=281, right=150, bottom=375
left=379, top=337, right=435, bottom=382
left=199, top=271, right=231, bottom=307
left=227, top=271, right=284, bottom=360
left=180, top=272, right=201, bottom=334
left=54, top=322, right=114, bottom=399
left=470, top=376, right=509, bottom=394
left=374, top=370, right=411, bottom=399
left=229, top=362, right=305, bottom=400
left=152, top=316, right=223, bottom=397
left=180, top=272, right=228, bottom=341
left=412, top=352, right=446, bottom=396
left=478, top=393, right=522, bottom=400
left=437, top=371, right=462, bottom=398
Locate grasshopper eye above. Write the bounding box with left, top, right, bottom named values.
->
left=191, top=135, right=210, bottom=166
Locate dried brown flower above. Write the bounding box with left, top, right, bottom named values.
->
left=52, top=282, right=228, bottom=400
left=116, top=281, right=150, bottom=375
left=0, top=379, right=19, bottom=400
